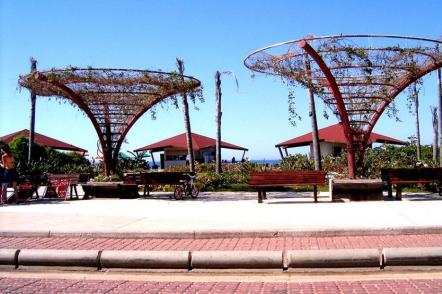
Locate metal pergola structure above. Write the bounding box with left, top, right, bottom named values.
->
left=19, top=68, right=201, bottom=175
left=244, top=35, right=442, bottom=178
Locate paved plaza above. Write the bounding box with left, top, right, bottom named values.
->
left=1, top=191, right=442, bottom=293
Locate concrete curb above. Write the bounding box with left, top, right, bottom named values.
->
left=288, top=249, right=380, bottom=268
left=1, top=247, right=441, bottom=270
left=191, top=251, right=282, bottom=269
left=0, top=249, right=19, bottom=268
left=2, top=226, right=442, bottom=239
left=18, top=249, right=100, bottom=268
left=100, top=250, right=189, bottom=269
left=382, top=247, right=442, bottom=267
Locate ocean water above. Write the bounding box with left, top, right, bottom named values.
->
left=250, top=159, right=281, bottom=165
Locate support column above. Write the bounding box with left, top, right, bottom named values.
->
left=278, top=147, right=284, bottom=159
left=28, top=58, right=37, bottom=163
left=150, top=151, right=156, bottom=167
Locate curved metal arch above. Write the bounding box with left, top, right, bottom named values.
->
left=33, top=72, right=107, bottom=150
left=299, top=40, right=352, bottom=138
left=245, top=35, right=442, bottom=66
left=367, top=60, right=442, bottom=135
left=299, top=39, right=357, bottom=178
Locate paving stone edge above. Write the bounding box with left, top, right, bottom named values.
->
left=1, top=226, right=442, bottom=239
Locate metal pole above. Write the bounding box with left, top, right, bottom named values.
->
left=28, top=58, right=37, bottom=163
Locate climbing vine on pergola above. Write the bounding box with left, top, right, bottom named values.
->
left=19, top=67, right=202, bottom=176
left=244, top=35, right=442, bottom=178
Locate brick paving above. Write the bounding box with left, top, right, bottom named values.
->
left=1, top=277, right=441, bottom=293
left=1, top=234, right=442, bottom=251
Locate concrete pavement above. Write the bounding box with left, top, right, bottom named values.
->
left=0, top=191, right=442, bottom=237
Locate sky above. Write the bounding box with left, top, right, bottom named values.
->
left=1, top=0, right=442, bottom=161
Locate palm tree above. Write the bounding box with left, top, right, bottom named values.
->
left=176, top=58, right=195, bottom=173
left=28, top=57, right=37, bottom=163
left=215, top=71, right=238, bottom=174
left=430, top=106, right=439, bottom=161
left=305, top=58, right=321, bottom=170
left=438, top=68, right=442, bottom=167
left=215, top=71, right=222, bottom=174
left=413, top=82, right=422, bottom=161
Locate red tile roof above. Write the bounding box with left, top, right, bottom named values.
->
left=134, top=132, right=248, bottom=152
left=0, top=129, right=87, bottom=153
left=276, top=123, right=407, bottom=148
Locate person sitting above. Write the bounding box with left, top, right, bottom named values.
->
left=231, top=156, right=236, bottom=163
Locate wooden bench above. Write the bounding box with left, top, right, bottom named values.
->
left=125, top=172, right=186, bottom=196
left=46, top=174, right=80, bottom=200
left=381, top=168, right=442, bottom=200
left=248, top=170, right=327, bottom=203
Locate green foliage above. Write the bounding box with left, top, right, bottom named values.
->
left=6, top=136, right=93, bottom=176
left=195, top=162, right=259, bottom=191
left=92, top=174, right=122, bottom=182
left=361, top=145, right=437, bottom=178
left=279, top=154, right=314, bottom=170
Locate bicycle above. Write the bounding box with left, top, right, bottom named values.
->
left=173, top=172, right=199, bottom=200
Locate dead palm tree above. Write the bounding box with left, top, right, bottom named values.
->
left=28, top=57, right=37, bottom=163
left=177, top=58, right=195, bottom=173
left=431, top=106, right=439, bottom=161
left=215, top=70, right=239, bottom=174
left=438, top=68, right=442, bottom=166
left=305, top=58, right=321, bottom=170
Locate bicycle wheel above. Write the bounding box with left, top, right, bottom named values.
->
left=190, top=186, right=199, bottom=198
left=174, top=185, right=185, bottom=200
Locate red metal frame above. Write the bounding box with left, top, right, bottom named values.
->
left=25, top=69, right=201, bottom=176
left=245, top=35, right=442, bottom=178
left=300, top=40, right=357, bottom=178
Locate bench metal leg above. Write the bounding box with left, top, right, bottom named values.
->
left=313, top=186, right=318, bottom=203
left=263, top=190, right=267, bottom=200
left=258, top=189, right=263, bottom=203
left=143, top=185, right=147, bottom=197
left=387, top=183, right=393, bottom=198
left=73, top=185, right=78, bottom=199
left=146, top=185, right=151, bottom=197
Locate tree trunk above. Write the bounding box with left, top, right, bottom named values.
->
left=431, top=106, right=439, bottom=161
left=305, top=59, right=321, bottom=170
left=28, top=58, right=37, bottom=163
left=414, top=83, right=421, bottom=161
left=176, top=58, right=195, bottom=173
left=215, top=71, right=222, bottom=174
left=438, top=68, right=442, bottom=167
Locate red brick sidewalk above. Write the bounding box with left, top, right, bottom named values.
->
left=1, top=234, right=442, bottom=251
left=1, top=277, right=441, bottom=293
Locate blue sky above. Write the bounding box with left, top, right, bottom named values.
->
left=1, top=0, right=441, bottom=160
